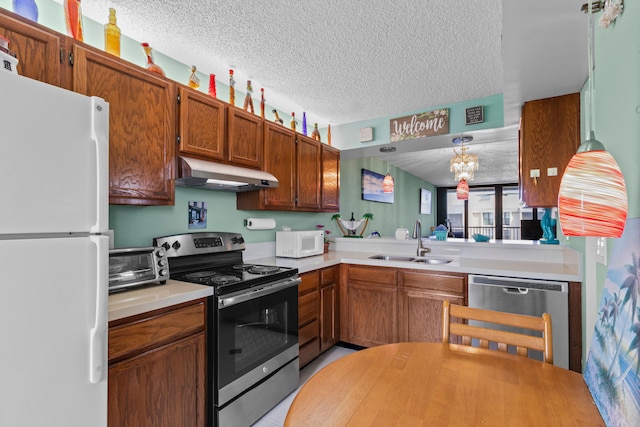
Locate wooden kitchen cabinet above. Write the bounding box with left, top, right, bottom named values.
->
left=72, top=43, right=176, bottom=206
left=398, top=269, right=466, bottom=343
left=319, top=266, right=340, bottom=352
left=341, top=265, right=398, bottom=347
left=321, top=144, right=340, bottom=211
left=519, top=93, right=580, bottom=207
left=227, top=105, right=263, bottom=168
left=298, top=266, right=341, bottom=367
left=298, top=270, right=320, bottom=367
left=0, top=9, right=70, bottom=88
left=108, top=299, right=207, bottom=427
left=296, top=134, right=322, bottom=210
left=237, top=123, right=339, bottom=212
left=178, top=85, right=226, bottom=161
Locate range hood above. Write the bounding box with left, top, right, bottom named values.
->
left=175, top=156, right=278, bottom=192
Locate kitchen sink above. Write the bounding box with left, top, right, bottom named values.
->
left=412, top=258, right=453, bottom=264
left=368, top=254, right=453, bottom=265
left=368, top=255, right=417, bottom=262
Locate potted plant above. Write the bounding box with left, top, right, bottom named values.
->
left=315, top=224, right=332, bottom=252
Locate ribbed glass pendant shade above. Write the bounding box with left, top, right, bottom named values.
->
left=456, top=179, right=469, bottom=200
left=558, top=137, right=627, bottom=237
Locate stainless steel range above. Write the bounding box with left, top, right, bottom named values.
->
left=153, top=232, right=300, bottom=427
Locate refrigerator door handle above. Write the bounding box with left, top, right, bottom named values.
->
left=90, top=97, right=109, bottom=234
left=89, top=235, right=108, bottom=383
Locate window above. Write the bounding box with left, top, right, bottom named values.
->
left=482, top=212, right=494, bottom=226
left=503, top=212, right=511, bottom=226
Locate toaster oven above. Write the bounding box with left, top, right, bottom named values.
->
left=108, top=247, right=169, bottom=293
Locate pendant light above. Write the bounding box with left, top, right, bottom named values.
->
left=456, top=179, right=469, bottom=200
left=557, top=2, right=627, bottom=237
left=450, top=136, right=478, bottom=182
left=380, top=145, right=396, bottom=193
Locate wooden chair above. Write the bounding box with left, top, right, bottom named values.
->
left=441, top=300, right=553, bottom=364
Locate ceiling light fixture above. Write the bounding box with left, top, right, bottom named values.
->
left=557, top=2, right=627, bottom=237
left=380, top=145, right=396, bottom=193
left=450, top=136, right=478, bottom=182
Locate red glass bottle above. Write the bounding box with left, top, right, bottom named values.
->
left=260, top=88, right=265, bottom=118
left=229, top=70, right=235, bottom=106
left=208, top=74, right=217, bottom=98
left=64, top=0, right=84, bottom=42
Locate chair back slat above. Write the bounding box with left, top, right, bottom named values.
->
left=441, top=300, right=553, bottom=364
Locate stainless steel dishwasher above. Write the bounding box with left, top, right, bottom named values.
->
left=468, top=274, right=569, bottom=369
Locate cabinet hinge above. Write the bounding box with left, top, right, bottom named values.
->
left=177, top=94, right=181, bottom=104
left=176, top=135, right=181, bottom=144
left=68, top=51, right=74, bottom=66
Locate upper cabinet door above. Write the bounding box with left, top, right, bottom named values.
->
left=519, top=93, right=580, bottom=208
left=227, top=106, right=263, bottom=168
left=296, top=134, right=322, bottom=210
left=0, top=10, right=69, bottom=87
left=263, top=122, right=296, bottom=209
left=321, top=144, right=340, bottom=212
left=72, top=44, right=176, bottom=206
left=178, top=86, right=226, bottom=161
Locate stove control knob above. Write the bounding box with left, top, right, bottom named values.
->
left=158, top=269, right=168, bottom=276
left=172, top=241, right=181, bottom=250
left=161, top=242, right=170, bottom=251
left=158, top=259, right=167, bottom=267
left=157, top=250, right=166, bottom=258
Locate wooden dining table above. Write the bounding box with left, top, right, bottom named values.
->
left=284, top=342, right=604, bottom=426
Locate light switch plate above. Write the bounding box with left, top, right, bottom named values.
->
left=596, top=237, right=607, bottom=265
left=530, top=169, right=540, bottom=178
left=547, top=167, right=558, bottom=176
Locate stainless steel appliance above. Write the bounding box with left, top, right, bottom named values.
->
left=152, top=232, right=300, bottom=427
left=108, top=247, right=169, bottom=293
left=468, top=274, right=569, bottom=368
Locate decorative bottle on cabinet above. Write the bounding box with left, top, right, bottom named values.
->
left=12, top=0, right=38, bottom=21
left=327, top=124, right=332, bottom=146
left=311, top=123, right=321, bottom=141
left=272, top=109, right=283, bottom=125
left=302, top=112, right=308, bottom=136
left=260, top=88, right=265, bottom=118
left=243, top=80, right=254, bottom=113
left=188, top=65, right=200, bottom=89
left=104, top=8, right=121, bottom=57
left=290, top=112, right=296, bottom=131
left=64, top=0, right=84, bottom=42
left=228, top=69, right=235, bottom=106
left=208, top=74, right=217, bottom=98
left=140, top=43, right=165, bottom=76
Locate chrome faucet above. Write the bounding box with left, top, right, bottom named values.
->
left=413, top=220, right=431, bottom=257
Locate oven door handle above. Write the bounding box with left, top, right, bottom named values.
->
left=218, top=276, right=302, bottom=308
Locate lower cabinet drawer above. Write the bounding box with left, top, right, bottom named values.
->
left=299, top=319, right=319, bottom=347
left=299, top=337, right=320, bottom=367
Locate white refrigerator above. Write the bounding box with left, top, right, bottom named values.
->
left=0, top=72, right=109, bottom=426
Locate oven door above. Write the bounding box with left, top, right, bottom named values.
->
left=214, top=277, right=300, bottom=406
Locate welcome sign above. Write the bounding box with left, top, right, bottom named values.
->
left=390, top=109, right=449, bottom=142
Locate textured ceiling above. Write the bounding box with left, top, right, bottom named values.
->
left=66, top=0, right=588, bottom=187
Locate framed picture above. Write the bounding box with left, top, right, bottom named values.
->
left=361, top=169, right=394, bottom=203
left=420, top=188, right=432, bottom=214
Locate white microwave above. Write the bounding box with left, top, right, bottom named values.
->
left=275, top=230, right=325, bottom=258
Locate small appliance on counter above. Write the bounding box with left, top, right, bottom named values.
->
left=108, top=247, right=169, bottom=293
left=275, top=230, right=324, bottom=258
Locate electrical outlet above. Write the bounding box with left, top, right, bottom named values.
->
left=596, top=237, right=607, bottom=265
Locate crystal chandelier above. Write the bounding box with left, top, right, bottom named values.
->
left=450, top=142, right=478, bottom=182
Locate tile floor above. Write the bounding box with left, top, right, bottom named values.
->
left=252, top=344, right=357, bottom=427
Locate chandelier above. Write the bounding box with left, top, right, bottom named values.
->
left=450, top=139, right=478, bottom=182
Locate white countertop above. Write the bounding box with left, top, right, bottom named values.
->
left=108, top=280, right=213, bottom=322
left=109, top=238, right=582, bottom=321
left=252, top=237, right=582, bottom=282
